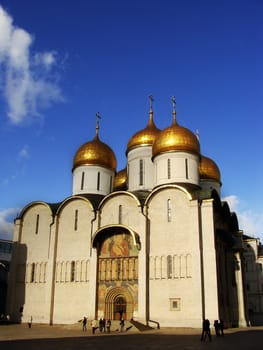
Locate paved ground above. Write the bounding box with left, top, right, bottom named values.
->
left=0, top=323, right=263, bottom=350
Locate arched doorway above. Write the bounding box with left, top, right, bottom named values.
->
left=104, top=287, right=134, bottom=320
left=114, top=296, right=126, bottom=320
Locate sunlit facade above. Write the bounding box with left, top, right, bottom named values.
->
left=7, top=100, right=249, bottom=328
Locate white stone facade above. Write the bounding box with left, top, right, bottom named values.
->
left=7, top=109, right=249, bottom=328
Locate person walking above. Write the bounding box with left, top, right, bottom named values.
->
left=82, top=316, right=87, bottom=331
left=200, top=318, right=212, bottom=341
left=106, top=319, right=111, bottom=333
left=120, top=318, right=125, bottom=332
left=213, top=320, right=220, bottom=336
left=91, top=319, right=97, bottom=334
left=219, top=319, right=224, bottom=336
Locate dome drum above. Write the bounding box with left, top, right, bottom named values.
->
left=154, top=152, right=200, bottom=187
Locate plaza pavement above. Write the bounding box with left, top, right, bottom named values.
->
left=0, top=322, right=263, bottom=350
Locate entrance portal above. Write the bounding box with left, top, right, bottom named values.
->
left=96, top=229, right=139, bottom=320
left=114, top=296, right=126, bottom=320
left=104, top=287, right=134, bottom=320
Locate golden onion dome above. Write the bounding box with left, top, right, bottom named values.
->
left=199, top=155, right=221, bottom=183
left=73, top=133, right=117, bottom=171
left=152, top=111, right=200, bottom=158
left=114, top=168, right=127, bottom=191
left=126, top=102, right=161, bottom=154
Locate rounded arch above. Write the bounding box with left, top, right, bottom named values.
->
left=104, top=286, right=134, bottom=320
left=230, top=212, right=239, bottom=232
left=92, top=224, right=141, bottom=249
left=18, top=201, right=55, bottom=219
left=145, top=184, right=193, bottom=207
left=56, top=195, right=95, bottom=217
left=98, top=191, right=142, bottom=210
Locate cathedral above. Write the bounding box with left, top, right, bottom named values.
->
left=7, top=97, right=248, bottom=328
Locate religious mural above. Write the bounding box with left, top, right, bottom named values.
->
left=100, top=233, right=138, bottom=257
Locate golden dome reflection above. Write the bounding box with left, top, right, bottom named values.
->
left=126, top=112, right=161, bottom=154
left=114, top=168, right=127, bottom=190
left=152, top=117, right=200, bottom=158
left=199, top=155, right=221, bottom=183
left=73, top=134, right=117, bottom=171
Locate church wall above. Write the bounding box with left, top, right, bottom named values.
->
left=200, top=199, right=220, bottom=321
left=55, top=199, right=94, bottom=260
left=99, top=194, right=144, bottom=230
left=147, top=187, right=203, bottom=327
left=20, top=204, right=52, bottom=261
left=52, top=283, right=91, bottom=324
left=8, top=204, right=53, bottom=323
left=52, top=199, right=95, bottom=323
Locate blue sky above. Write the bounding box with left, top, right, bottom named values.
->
left=0, top=0, right=262, bottom=242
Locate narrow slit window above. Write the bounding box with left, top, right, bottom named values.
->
left=110, top=176, right=113, bottom=191
left=74, top=210, right=78, bottom=231
left=97, top=172, right=101, bottom=191
left=167, top=255, right=173, bottom=279
left=35, top=214, right=39, bottom=234
left=139, top=159, right=144, bottom=186
left=168, top=159, right=171, bottom=179
left=185, top=159, right=189, bottom=179
left=31, top=263, right=35, bottom=283
left=71, top=261, right=75, bottom=282
left=167, top=199, right=172, bottom=222
left=81, top=172, right=85, bottom=190
left=119, top=205, right=123, bottom=224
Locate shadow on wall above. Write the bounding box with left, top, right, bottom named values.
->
left=7, top=243, right=27, bottom=323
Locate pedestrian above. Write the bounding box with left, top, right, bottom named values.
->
left=99, top=318, right=103, bottom=332
left=102, top=317, right=106, bottom=332
left=91, top=319, right=97, bottom=334
left=106, top=319, right=111, bottom=333
left=200, top=318, right=211, bottom=341
left=82, top=316, right=87, bottom=331
left=120, top=318, right=125, bottom=332
left=219, top=319, right=224, bottom=336
left=213, top=320, right=220, bottom=336
left=28, top=316, right=33, bottom=328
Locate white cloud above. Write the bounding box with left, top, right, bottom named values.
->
left=33, top=52, right=57, bottom=69
left=223, top=195, right=239, bottom=212
left=0, top=5, right=64, bottom=125
left=223, top=195, right=263, bottom=242
left=0, top=207, right=20, bottom=240
left=18, top=144, right=30, bottom=160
